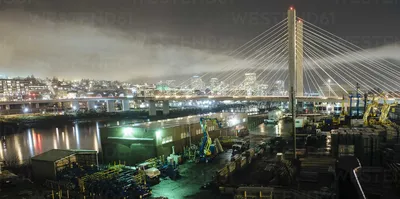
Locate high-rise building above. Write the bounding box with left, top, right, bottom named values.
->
left=272, top=80, right=285, bottom=96
left=190, top=76, right=205, bottom=90
left=0, top=79, right=29, bottom=100
left=210, top=78, right=219, bottom=91
left=258, top=84, right=268, bottom=96
left=244, top=73, right=257, bottom=95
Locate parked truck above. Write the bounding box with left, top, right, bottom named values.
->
left=295, top=117, right=308, bottom=128
left=137, top=162, right=161, bottom=185
left=265, top=110, right=283, bottom=124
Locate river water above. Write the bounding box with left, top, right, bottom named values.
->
left=0, top=119, right=289, bottom=165
left=0, top=120, right=141, bottom=165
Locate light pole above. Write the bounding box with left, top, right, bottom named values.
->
left=327, top=79, right=331, bottom=97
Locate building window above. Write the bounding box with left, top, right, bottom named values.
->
left=181, top=132, right=188, bottom=139
left=162, top=136, right=173, bottom=144
left=196, top=129, right=202, bottom=135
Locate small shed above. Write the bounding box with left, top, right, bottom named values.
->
left=31, top=149, right=98, bottom=182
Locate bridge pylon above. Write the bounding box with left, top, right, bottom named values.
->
left=288, top=6, right=304, bottom=101
left=288, top=6, right=304, bottom=159
left=296, top=19, right=304, bottom=97
left=288, top=7, right=297, bottom=103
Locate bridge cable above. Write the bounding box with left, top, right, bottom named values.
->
left=216, top=26, right=288, bottom=87
left=175, top=19, right=288, bottom=90
left=302, top=27, right=399, bottom=97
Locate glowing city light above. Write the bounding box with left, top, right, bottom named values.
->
left=123, top=127, right=134, bottom=137
left=156, top=130, right=162, bottom=140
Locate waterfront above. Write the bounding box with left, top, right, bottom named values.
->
left=0, top=117, right=288, bottom=165
left=0, top=120, right=140, bottom=164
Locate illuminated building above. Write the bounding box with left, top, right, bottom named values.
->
left=244, top=73, right=257, bottom=96
left=0, top=79, right=29, bottom=100
left=190, top=75, right=205, bottom=91
left=210, top=78, right=219, bottom=92
left=100, top=113, right=248, bottom=165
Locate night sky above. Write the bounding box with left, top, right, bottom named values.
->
left=0, top=0, right=399, bottom=81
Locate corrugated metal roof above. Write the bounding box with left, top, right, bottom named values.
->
left=31, top=149, right=97, bottom=162
left=106, top=112, right=245, bottom=130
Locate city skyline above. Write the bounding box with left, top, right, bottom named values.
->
left=0, top=71, right=362, bottom=102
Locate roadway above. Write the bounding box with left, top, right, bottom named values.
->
left=0, top=95, right=350, bottom=106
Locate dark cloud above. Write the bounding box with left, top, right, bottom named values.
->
left=0, top=0, right=398, bottom=81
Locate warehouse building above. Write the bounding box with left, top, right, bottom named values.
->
left=31, top=149, right=98, bottom=182
left=100, top=113, right=248, bottom=165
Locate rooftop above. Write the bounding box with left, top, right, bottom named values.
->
left=31, top=149, right=97, bottom=162
left=106, top=112, right=246, bottom=130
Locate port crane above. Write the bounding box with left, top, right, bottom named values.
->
left=378, top=96, right=398, bottom=126
left=198, top=117, right=223, bottom=163
left=363, top=96, right=379, bottom=126
left=333, top=98, right=348, bottom=125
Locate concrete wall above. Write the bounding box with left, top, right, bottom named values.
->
left=248, top=115, right=266, bottom=129
left=102, top=140, right=156, bottom=165
left=32, top=160, right=56, bottom=182
left=100, top=127, right=157, bottom=165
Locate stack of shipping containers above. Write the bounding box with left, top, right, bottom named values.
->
left=331, top=128, right=383, bottom=166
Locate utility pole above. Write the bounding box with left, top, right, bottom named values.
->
left=291, top=86, right=297, bottom=159
left=364, top=92, right=368, bottom=120
left=288, top=7, right=298, bottom=159
left=356, top=83, right=360, bottom=118
left=349, top=94, right=353, bottom=118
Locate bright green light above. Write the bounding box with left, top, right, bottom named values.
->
left=156, top=130, right=162, bottom=139
left=123, top=127, right=134, bottom=137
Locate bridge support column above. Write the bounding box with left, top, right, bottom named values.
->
left=149, top=100, right=156, bottom=116
left=5, top=104, right=10, bottom=110
left=87, top=101, right=96, bottom=110
left=72, top=100, right=80, bottom=111
left=106, top=100, right=116, bottom=112
left=122, top=100, right=130, bottom=111
left=288, top=7, right=297, bottom=111
left=163, top=100, right=170, bottom=115
left=296, top=19, right=304, bottom=97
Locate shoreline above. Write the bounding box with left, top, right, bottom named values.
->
left=0, top=107, right=227, bottom=135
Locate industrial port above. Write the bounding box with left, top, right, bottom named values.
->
left=1, top=97, right=400, bottom=199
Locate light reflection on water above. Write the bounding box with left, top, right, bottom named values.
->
left=252, top=120, right=292, bottom=138
left=1, top=119, right=288, bottom=164
left=0, top=141, right=4, bottom=160
left=0, top=120, right=129, bottom=164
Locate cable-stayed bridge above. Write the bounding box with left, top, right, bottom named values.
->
left=156, top=7, right=400, bottom=104
left=1, top=7, right=399, bottom=116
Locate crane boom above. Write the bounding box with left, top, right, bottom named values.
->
left=199, top=117, right=222, bottom=158
left=379, top=99, right=398, bottom=125
left=363, top=96, right=378, bottom=126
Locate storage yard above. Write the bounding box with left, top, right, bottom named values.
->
left=2, top=107, right=400, bottom=198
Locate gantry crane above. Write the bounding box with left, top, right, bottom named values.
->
left=363, top=96, right=379, bottom=126
left=198, top=117, right=222, bottom=163
left=378, top=95, right=398, bottom=126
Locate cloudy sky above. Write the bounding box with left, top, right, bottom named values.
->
left=0, top=0, right=399, bottom=82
